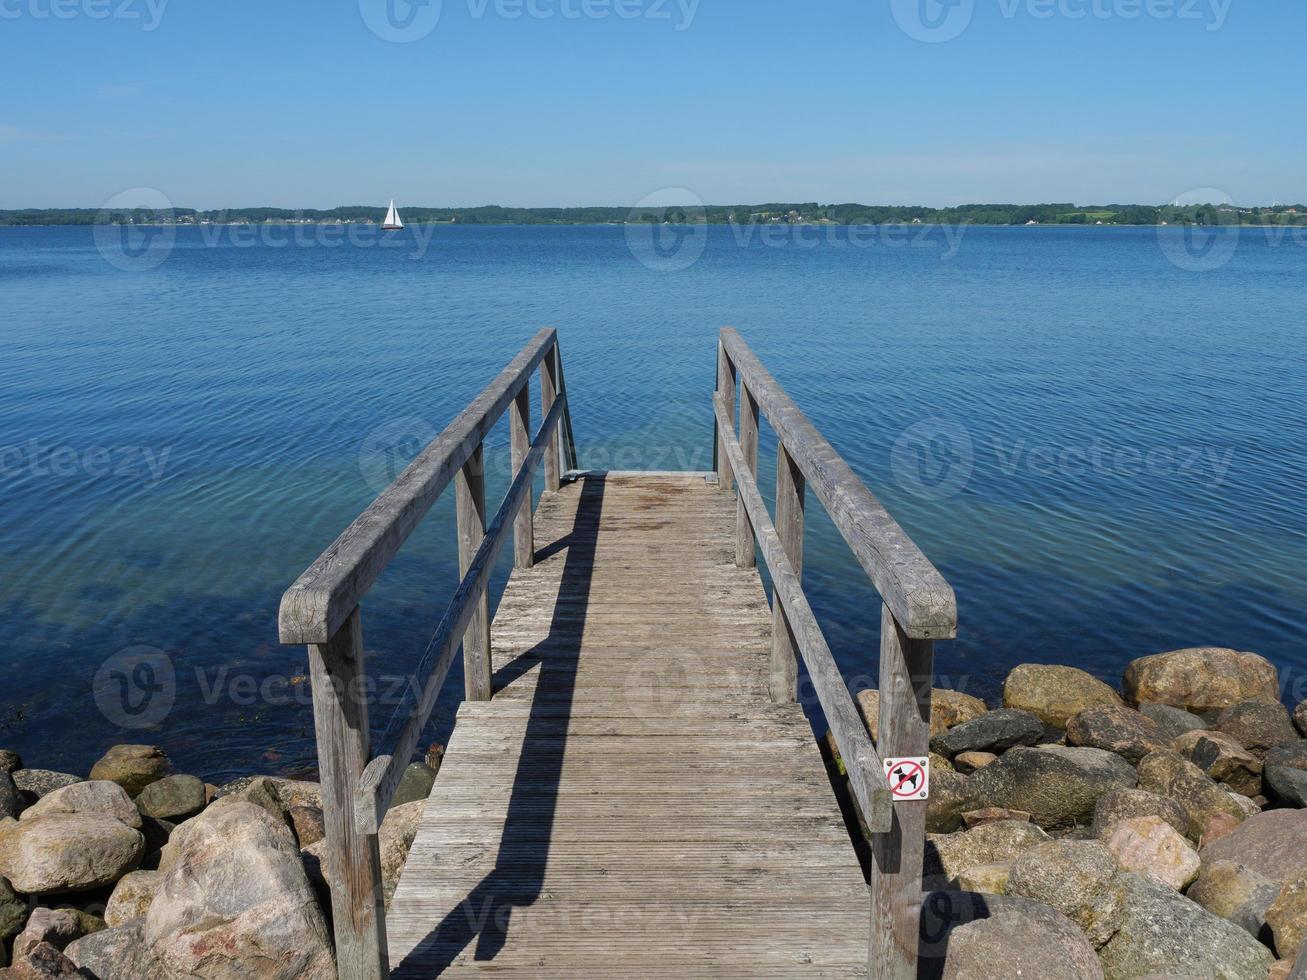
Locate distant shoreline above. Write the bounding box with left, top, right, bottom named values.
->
left=3, top=201, right=1305, bottom=229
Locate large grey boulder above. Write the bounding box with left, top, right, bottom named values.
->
left=0, top=814, right=144, bottom=894
left=1065, top=705, right=1168, bottom=763
left=1216, top=700, right=1298, bottom=758
left=1199, top=809, right=1307, bottom=887
left=1139, top=702, right=1207, bottom=740
left=1123, top=647, right=1279, bottom=714
left=1097, top=872, right=1275, bottom=979
left=1188, top=859, right=1280, bottom=943
left=135, top=774, right=207, bottom=823
left=9, top=771, right=79, bottom=803
left=88, top=745, right=172, bottom=797
left=1, top=876, right=28, bottom=945
left=19, top=780, right=142, bottom=830
left=1136, top=749, right=1246, bottom=839
left=967, top=745, right=1135, bottom=831
left=1002, top=664, right=1122, bottom=729
left=1174, top=729, right=1263, bottom=797
left=104, top=869, right=163, bottom=927
left=0, top=772, right=21, bottom=820
left=1006, top=839, right=1123, bottom=947
left=1091, top=787, right=1189, bottom=840
left=923, top=820, right=1051, bottom=887
left=929, top=709, right=1044, bottom=757
left=1264, top=740, right=1307, bottom=807
left=142, top=801, right=335, bottom=977
left=65, top=919, right=169, bottom=979
left=918, top=891, right=1103, bottom=979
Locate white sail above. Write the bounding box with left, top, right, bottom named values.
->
left=383, top=199, right=403, bottom=230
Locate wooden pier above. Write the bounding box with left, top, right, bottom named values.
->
left=279, top=329, right=957, bottom=978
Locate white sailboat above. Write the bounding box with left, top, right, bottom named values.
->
left=381, top=199, right=403, bottom=231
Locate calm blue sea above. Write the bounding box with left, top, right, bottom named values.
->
left=1, top=223, right=1304, bottom=781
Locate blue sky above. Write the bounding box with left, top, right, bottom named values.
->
left=1, top=0, right=1302, bottom=208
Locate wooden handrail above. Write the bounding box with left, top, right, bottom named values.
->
left=713, top=329, right=950, bottom=979
left=719, top=327, right=957, bottom=640
left=280, top=332, right=576, bottom=980
left=278, top=328, right=559, bottom=646
left=356, top=396, right=566, bottom=834
left=713, top=393, right=891, bottom=832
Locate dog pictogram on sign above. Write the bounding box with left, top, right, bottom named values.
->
left=883, top=756, right=930, bottom=800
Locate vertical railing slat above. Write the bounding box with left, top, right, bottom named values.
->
left=735, top=382, right=759, bottom=568
left=870, top=604, right=934, bottom=979
left=308, top=608, right=388, bottom=980
left=542, top=343, right=561, bottom=493
left=510, top=385, right=534, bottom=569
left=770, top=442, right=804, bottom=702
left=456, top=444, right=492, bottom=701
left=715, top=341, right=736, bottom=492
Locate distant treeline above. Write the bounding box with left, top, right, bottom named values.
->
left=3, top=203, right=1306, bottom=227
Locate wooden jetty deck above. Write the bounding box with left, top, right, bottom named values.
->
left=279, top=330, right=957, bottom=978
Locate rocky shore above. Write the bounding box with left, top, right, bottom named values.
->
left=0, top=742, right=441, bottom=978
left=830, top=646, right=1307, bottom=979
left=5, top=645, right=1307, bottom=978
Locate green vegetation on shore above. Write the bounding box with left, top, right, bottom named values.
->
left=2, top=202, right=1306, bottom=227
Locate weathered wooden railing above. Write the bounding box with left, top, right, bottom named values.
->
left=278, top=329, right=577, bottom=980
left=712, top=327, right=958, bottom=979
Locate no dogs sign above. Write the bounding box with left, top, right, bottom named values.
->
left=883, top=756, right=930, bottom=800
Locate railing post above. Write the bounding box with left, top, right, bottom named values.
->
left=869, top=604, right=934, bottom=980
left=456, top=443, right=492, bottom=701
left=510, top=384, right=534, bottom=569
left=770, top=442, right=804, bottom=701
left=307, top=607, right=388, bottom=980
left=541, top=343, right=561, bottom=493
left=735, top=381, right=759, bottom=567
left=715, top=340, right=735, bottom=492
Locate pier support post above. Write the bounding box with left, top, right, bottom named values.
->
left=715, top=340, right=736, bottom=493
left=308, top=608, right=389, bottom=980
left=510, top=385, right=534, bottom=569
left=770, top=442, right=804, bottom=701
left=735, top=382, right=759, bottom=568
left=869, top=604, right=933, bottom=979
left=542, top=344, right=561, bottom=493
left=456, top=444, right=493, bottom=700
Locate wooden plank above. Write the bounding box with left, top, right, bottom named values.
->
left=719, top=328, right=956, bottom=640
left=509, top=384, right=533, bottom=569
left=869, top=605, right=934, bottom=980
left=279, top=329, right=557, bottom=645
left=308, top=609, right=388, bottom=980
left=385, top=473, right=871, bottom=978
left=456, top=444, right=492, bottom=702
left=771, top=440, right=804, bottom=703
